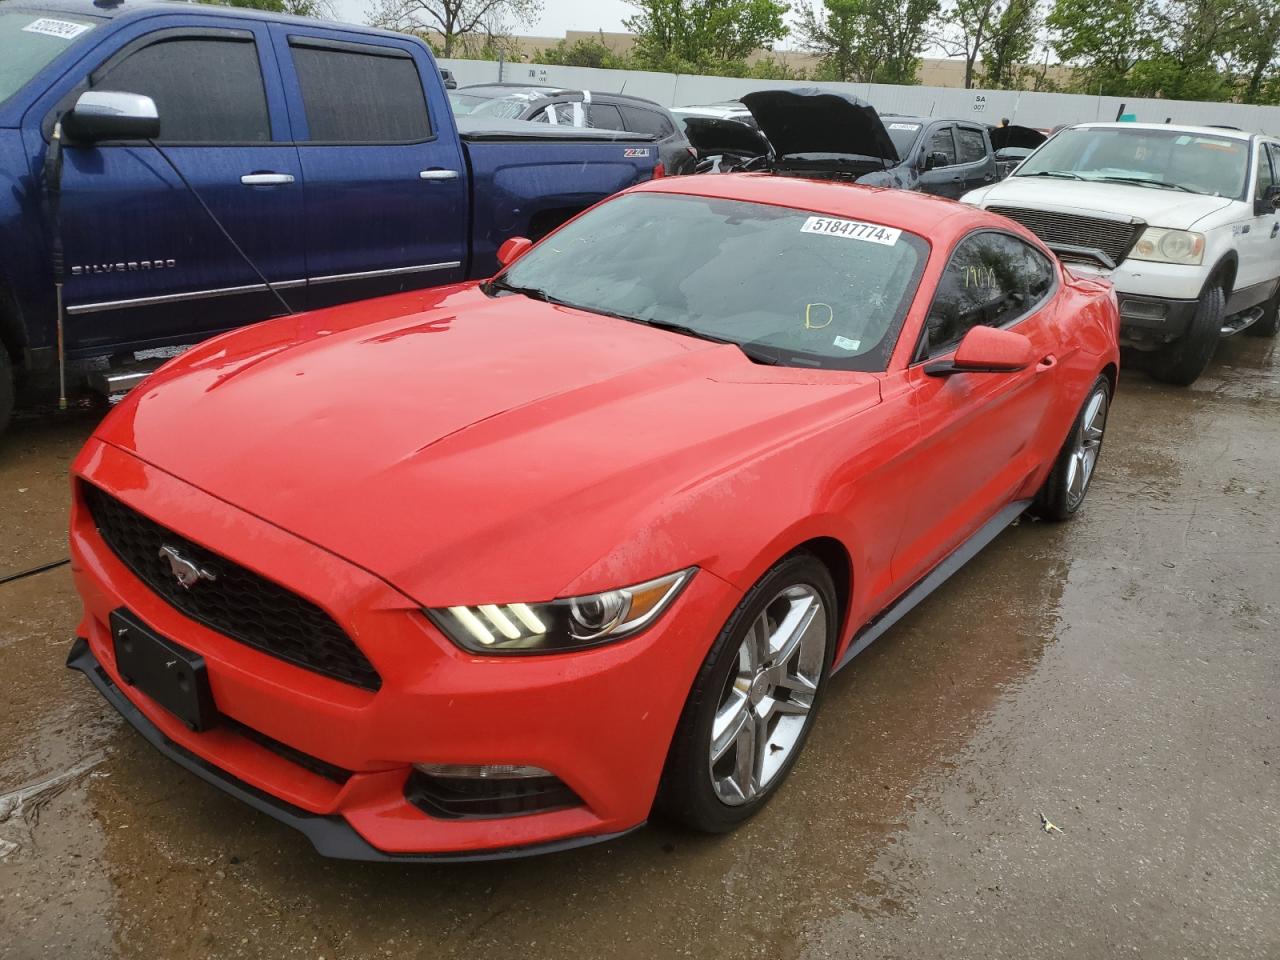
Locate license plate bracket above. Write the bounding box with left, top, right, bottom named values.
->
left=110, top=608, right=217, bottom=732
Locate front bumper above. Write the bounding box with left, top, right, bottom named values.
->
left=69, top=438, right=738, bottom=859
left=1066, top=260, right=1203, bottom=346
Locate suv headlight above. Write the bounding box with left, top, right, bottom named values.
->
left=1129, top=227, right=1205, bottom=265
left=427, top=568, right=695, bottom=654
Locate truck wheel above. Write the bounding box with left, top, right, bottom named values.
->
left=0, top=348, right=13, bottom=439
left=1148, top=283, right=1224, bottom=386
left=1246, top=284, right=1279, bottom=338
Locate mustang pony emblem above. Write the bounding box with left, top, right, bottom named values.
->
left=158, top=544, right=217, bottom=589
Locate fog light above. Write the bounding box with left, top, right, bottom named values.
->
left=1120, top=298, right=1167, bottom=321
left=406, top=764, right=581, bottom=819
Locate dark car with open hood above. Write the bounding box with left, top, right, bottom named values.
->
left=683, top=88, right=1000, bottom=199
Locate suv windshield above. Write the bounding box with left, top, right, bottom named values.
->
left=1016, top=126, right=1250, bottom=199
left=0, top=11, right=99, bottom=106
left=495, top=192, right=928, bottom=371
left=884, top=120, right=923, bottom=159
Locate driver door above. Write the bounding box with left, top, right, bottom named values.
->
left=892, top=230, right=1065, bottom=587
left=916, top=125, right=964, bottom=198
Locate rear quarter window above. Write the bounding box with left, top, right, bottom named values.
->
left=619, top=105, right=673, bottom=138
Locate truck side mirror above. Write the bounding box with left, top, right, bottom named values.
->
left=496, top=236, right=533, bottom=266
left=62, top=91, right=160, bottom=144
left=1259, top=183, right=1280, bottom=214
left=923, top=151, right=949, bottom=171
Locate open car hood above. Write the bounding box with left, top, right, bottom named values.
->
left=740, top=88, right=898, bottom=163
left=682, top=115, right=770, bottom=159
left=990, top=125, right=1047, bottom=151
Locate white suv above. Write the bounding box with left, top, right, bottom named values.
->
left=963, top=122, right=1280, bottom=384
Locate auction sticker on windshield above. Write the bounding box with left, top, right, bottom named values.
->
left=801, top=216, right=901, bottom=246
left=23, top=17, right=91, bottom=39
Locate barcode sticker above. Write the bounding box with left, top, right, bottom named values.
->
left=801, top=216, right=901, bottom=246
left=23, top=17, right=91, bottom=40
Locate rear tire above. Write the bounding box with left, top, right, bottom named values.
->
left=1148, top=283, right=1223, bottom=385
left=0, top=348, right=13, bottom=441
left=1032, top=375, right=1110, bottom=521
left=1246, top=283, right=1279, bottom=338
left=657, top=553, right=837, bottom=833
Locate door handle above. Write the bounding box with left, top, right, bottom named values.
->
left=1036, top=354, right=1057, bottom=372
left=240, top=173, right=294, bottom=186
left=420, top=169, right=460, bottom=181
left=1271, top=222, right=1279, bottom=238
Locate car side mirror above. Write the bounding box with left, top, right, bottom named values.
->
left=496, top=236, right=533, bottom=266
left=1258, top=183, right=1280, bottom=214
left=925, top=325, right=1036, bottom=376
left=62, top=90, right=160, bottom=143
left=923, top=151, right=949, bottom=171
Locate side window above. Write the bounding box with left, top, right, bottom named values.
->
left=926, top=126, right=957, bottom=166
left=290, top=39, right=431, bottom=142
left=923, top=233, right=1056, bottom=357
left=619, top=105, right=672, bottom=138
left=588, top=102, right=624, bottom=130
left=550, top=101, right=579, bottom=125
left=1256, top=143, right=1276, bottom=199
left=92, top=36, right=269, bottom=142
left=955, top=127, right=987, bottom=164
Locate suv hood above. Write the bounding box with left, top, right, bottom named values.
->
left=682, top=115, right=769, bottom=159
left=741, top=88, right=898, bottom=163
left=96, top=285, right=879, bottom=604
left=969, top=175, right=1236, bottom=228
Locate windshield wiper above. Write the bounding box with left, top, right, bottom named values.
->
left=1094, top=175, right=1197, bottom=193
left=484, top=277, right=566, bottom=304
left=1019, top=170, right=1086, bottom=180
left=632, top=318, right=784, bottom=365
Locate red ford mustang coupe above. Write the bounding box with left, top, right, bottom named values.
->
left=66, top=175, right=1119, bottom=861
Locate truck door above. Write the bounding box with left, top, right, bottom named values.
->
left=269, top=25, right=467, bottom=309
left=916, top=125, right=964, bottom=198
left=1234, top=139, right=1280, bottom=315
left=954, top=125, right=998, bottom=194
left=25, top=20, right=305, bottom=355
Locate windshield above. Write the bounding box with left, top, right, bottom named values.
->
left=884, top=121, right=923, bottom=159
left=0, top=11, right=98, bottom=106
left=496, top=192, right=927, bottom=371
left=1016, top=127, right=1250, bottom=199
left=449, top=91, right=532, bottom=119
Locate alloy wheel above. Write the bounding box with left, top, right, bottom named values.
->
left=1066, top=385, right=1108, bottom=509
left=708, top=584, right=827, bottom=806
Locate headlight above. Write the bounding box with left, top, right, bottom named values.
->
left=427, top=568, right=695, bottom=654
left=1129, top=227, right=1205, bottom=265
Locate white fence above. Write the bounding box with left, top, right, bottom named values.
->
left=439, top=57, right=1280, bottom=135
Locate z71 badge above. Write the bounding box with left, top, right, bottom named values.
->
left=624, top=148, right=651, bottom=158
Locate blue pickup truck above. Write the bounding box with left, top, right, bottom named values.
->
left=0, top=0, right=662, bottom=435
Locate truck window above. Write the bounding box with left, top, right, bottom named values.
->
left=93, top=36, right=269, bottom=142
left=927, top=127, right=957, bottom=166
left=955, top=127, right=987, bottom=164
left=619, top=105, right=672, bottom=138
left=289, top=39, right=431, bottom=143
left=1255, top=142, right=1275, bottom=199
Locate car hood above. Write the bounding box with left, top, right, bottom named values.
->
left=989, top=125, right=1046, bottom=151
left=682, top=115, right=769, bottom=158
left=97, top=285, right=880, bottom=604
left=740, top=88, right=898, bottom=163
left=968, top=175, right=1235, bottom=228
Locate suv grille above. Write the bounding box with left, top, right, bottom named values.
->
left=83, top=484, right=381, bottom=691
left=988, top=205, right=1144, bottom=265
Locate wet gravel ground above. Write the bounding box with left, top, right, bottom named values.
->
left=0, top=337, right=1277, bottom=960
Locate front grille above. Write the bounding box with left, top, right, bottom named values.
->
left=988, top=205, right=1144, bottom=265
left=83, top=483, right=382, bottom=691
left=404, top=770, right=581, bottom=819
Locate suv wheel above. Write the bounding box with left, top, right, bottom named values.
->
left=1148, top=282, right=1224, bottom=386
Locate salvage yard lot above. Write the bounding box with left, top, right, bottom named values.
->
left=1, top=336, right=1278, bottom=960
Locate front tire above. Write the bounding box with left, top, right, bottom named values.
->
left=657, top=553, right=837, bottom=833
left=1032, top=375, right=1110, bottom=521
left=1148, top=283, right=1224, bottom=385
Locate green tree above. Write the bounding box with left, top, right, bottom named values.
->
left=1046, top=0, right=1153, bottom=93
left=795, top=0, right=937, bottom=83
left=1225, top=0, right=1280, bottom=102
left=979, top=0, right=1039, bottom=88
left=624, top=0, right=791, bottom=72
left=536, top=36, right=634, bottom=68
left=365, top=0, right=541, bottom=57
left=935, top=0, right=1008, bottom=88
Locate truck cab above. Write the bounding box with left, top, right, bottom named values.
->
left=0, top=0, right=660, bottom=435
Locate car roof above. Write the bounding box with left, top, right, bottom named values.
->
left=1069, top=121, right=1257, bottom=141
left=4, top=0, right=413, bottom=38
left=632, top=173, right=994, bottom=244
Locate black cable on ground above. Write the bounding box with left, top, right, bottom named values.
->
left=0, top=557, right=71, bottom=587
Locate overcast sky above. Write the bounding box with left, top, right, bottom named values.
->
left=331, top=0, right=636, bottom=35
